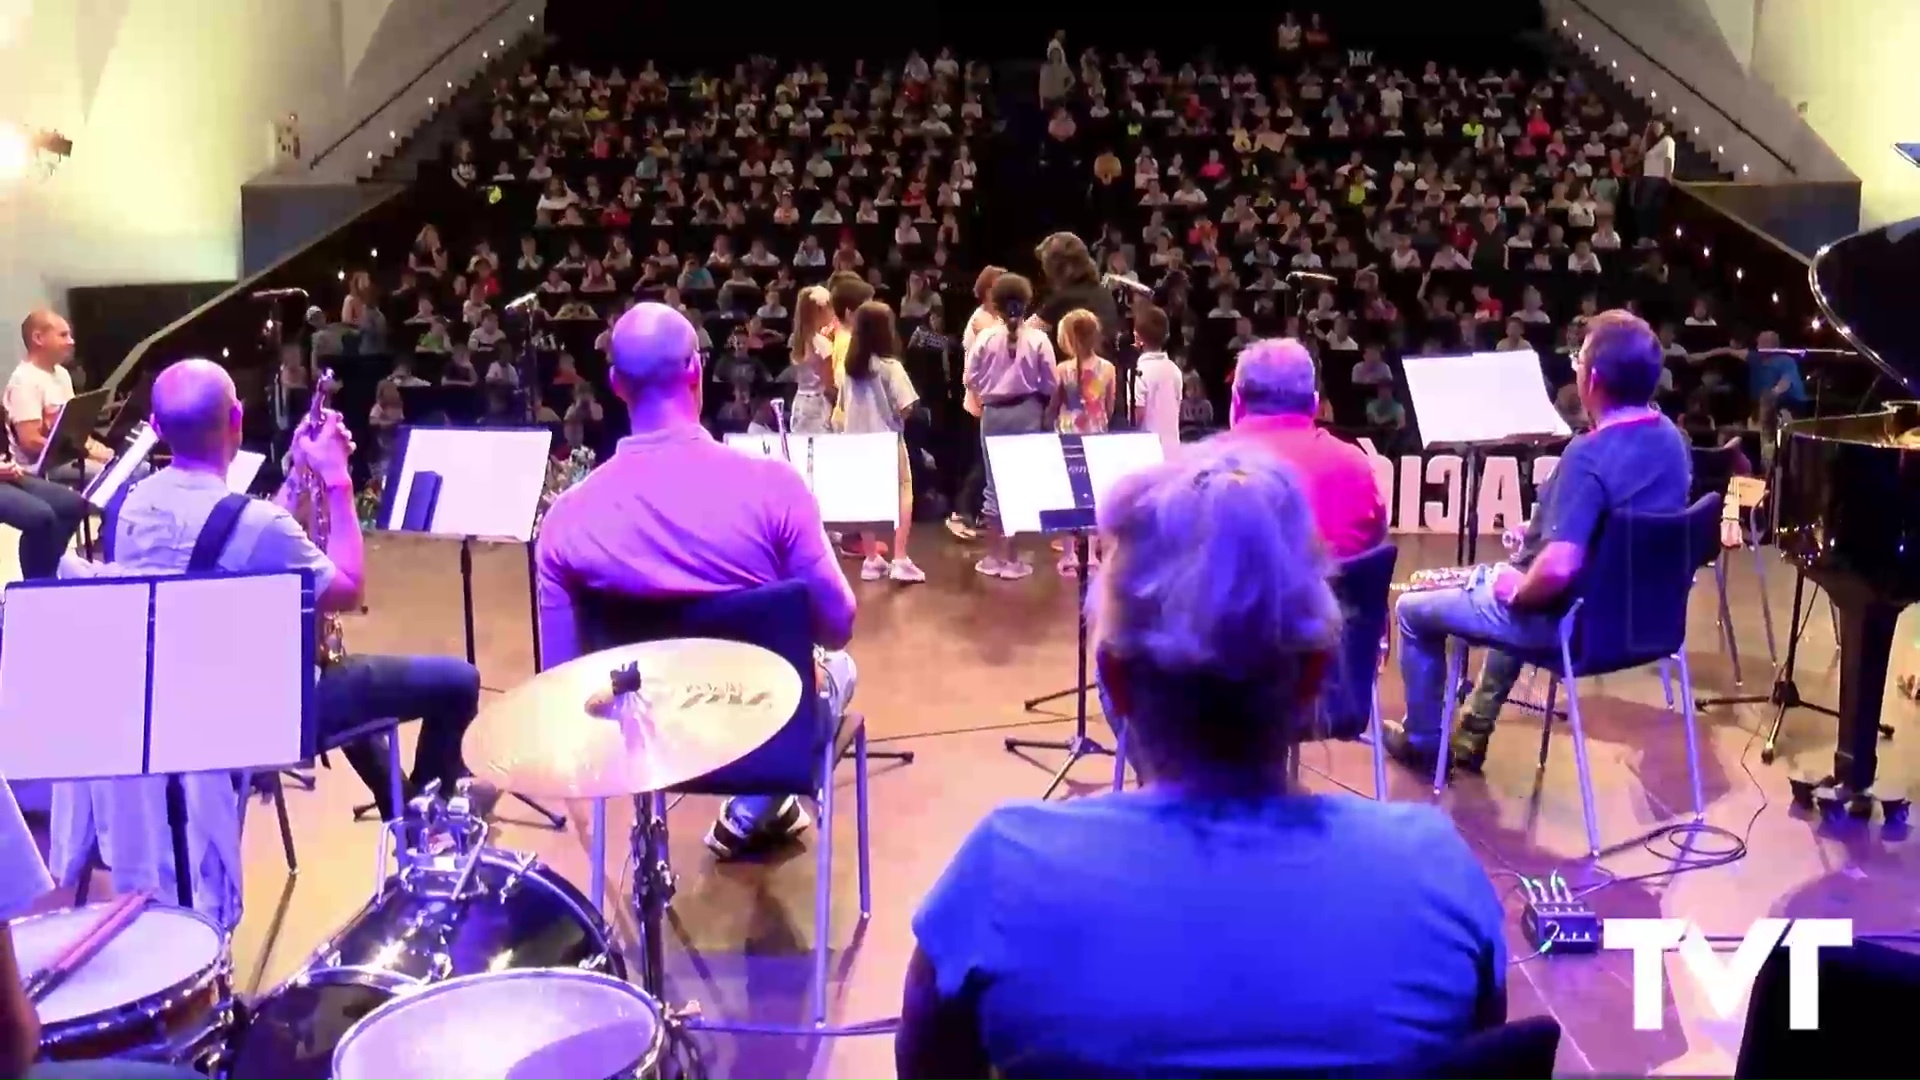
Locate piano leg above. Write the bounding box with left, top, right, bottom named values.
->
left=1790, top=599, right=1910, bottom=824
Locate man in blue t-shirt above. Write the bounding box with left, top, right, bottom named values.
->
left=1387, top=311, right=1694, bottom=771
left=1749, top=330, right=1809, bottom=422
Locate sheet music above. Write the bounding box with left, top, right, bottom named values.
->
left=0, top=581, right=151, bottom=781
left=85, top=426, right=159, bottom=509
left=724, top=432, right=900, bottom=526
left=149, top=574, right=308, bottom=773
left=985, top=432, right=1165, bottom=535
left=382, top=427, right=551, bottom=542
left=227, top=450, right=267, bottom=494
left=1402, top=350, right=1571, bottom=447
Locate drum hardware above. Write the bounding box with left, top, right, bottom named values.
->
left=225, top=784, right=623, bottom=1079
left=14, top=903, right=234, bottom=1069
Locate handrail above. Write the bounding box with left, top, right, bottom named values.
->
left=1563, top=0, right=1796, bottom=176
left=310, top=0, right=523, bottom=170
left=105, top=184, right=410, bottom=391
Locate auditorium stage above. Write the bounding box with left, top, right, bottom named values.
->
left=203, top=529, right=1918, bottom=1078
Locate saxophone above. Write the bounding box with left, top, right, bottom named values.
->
left=289, top=367, right=347, bottom=666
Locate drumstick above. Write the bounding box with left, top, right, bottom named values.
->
left=21, top=891, right=152, bottom=1004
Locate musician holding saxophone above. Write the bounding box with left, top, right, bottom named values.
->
left=95, top=359, right=484, bottom=820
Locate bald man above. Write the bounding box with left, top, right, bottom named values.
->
left=96, top=358, right=482, bottom=819
left=7, top=310, right=110, bottom=475
left=537, top=302, right=858, bottom=859
left=1221, top=338, right=1386, bottom=560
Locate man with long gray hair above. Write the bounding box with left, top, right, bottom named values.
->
left=1222, top=338, right=1385, bottom=559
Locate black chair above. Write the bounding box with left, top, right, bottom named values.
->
left=1004, top=1015, right=1562, bottom=1078
left=1112, top=542, right=1398, bottom=799
left=1435, top=496, right=1722, bottom=856
left=1736, top=940, right=1920, bottom=1078
left=572, top=579, right=890, bottom=1029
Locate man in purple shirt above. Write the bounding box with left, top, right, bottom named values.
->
left=536, top=303, right=858, bottom=858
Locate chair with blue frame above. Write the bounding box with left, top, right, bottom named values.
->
left=1114, top=542, right=1398, bottom=799
left=1432, top=495, right=1722, bottom=857
left=571, top=579, right=897, bottom=1030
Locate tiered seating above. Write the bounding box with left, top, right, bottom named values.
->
left=1060, top=41, right=1765, bottom=450
left=358, top=53, right=992, bottom=449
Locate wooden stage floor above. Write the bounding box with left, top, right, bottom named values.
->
left=208, top=529, right=1920, bottom=1078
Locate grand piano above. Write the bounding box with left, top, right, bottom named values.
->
left=1773, top=219, right=1920, bottom=819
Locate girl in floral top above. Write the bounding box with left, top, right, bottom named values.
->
left=1049, top=308, right=1116, bottom=575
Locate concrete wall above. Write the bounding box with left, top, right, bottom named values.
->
left=0, top=0, right=541, bottom=384
left=1748, top=0, right=1920, bottom=229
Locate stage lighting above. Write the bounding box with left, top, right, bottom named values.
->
left=0, top=124, right=74, bottom=179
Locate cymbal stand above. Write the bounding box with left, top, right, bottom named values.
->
left=1005, top=531, right=1113, bottom=798
left=1758, top=569, right=1842, bottom=765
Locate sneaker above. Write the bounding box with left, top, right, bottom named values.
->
left=704, top=796, right=813, bottom=859
left=860, top=554, right=888, bottom=581
left=974, top=556, right=1007, bottom=578
left=996, top=559, right=1034, bottom=581
left=889, top=558, right=927, bottom=583
left=945, top=514, right=977, bottom=540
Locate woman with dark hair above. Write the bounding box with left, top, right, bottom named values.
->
left=897, top=442, right=1506, bottom=1078
left=963, top=273, right=1058, bottom=580
left=840, top=301, right=925, bottom=583
left=1031, top=231, right=1120, bottom=343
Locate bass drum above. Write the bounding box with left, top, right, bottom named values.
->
left=227, top=848, right=622, bottom=1079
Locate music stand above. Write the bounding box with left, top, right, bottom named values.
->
left=376, top=424, right=566, bottom=829
left=100, top=376, right=153, bottom=451
left=725, top=430, right=916, bottom=766
left=1401, top=350, right=1570, bottom=565
left=0, top=570, right=318, bottom=907
left=33, top=387, right=111, bottom=479
left=986, top=432, right=1164, bottom=798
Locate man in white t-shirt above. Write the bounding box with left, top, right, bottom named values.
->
left=1131, top=304, right=1184, bottom=458
left=1636, top=122, right=1677, bottom=241
left=6, top=311, right=111, bottom=473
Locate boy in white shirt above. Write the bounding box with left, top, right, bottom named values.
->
left=1131, top=304, right=1184, bottom=458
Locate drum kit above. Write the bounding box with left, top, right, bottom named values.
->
left=14, top=637, right=806, bottom=1080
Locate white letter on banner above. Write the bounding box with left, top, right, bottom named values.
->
left=1424, top=454, right=1461, bottom=534
left=1479, top=454, right=1524, bottom=533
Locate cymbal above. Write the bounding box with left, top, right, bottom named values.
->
left=464, top=638, right=803, bottom=800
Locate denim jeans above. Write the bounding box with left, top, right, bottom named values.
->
left=315, top=653, right=481, bottom=817
left=727, top=650, right=857, bottom=829
left=0, top=474, right=89, bottom=579
left=1394, top=568, right=1560, bottom=750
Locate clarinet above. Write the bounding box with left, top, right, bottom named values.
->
left=770, top=398, right=791, bottom=462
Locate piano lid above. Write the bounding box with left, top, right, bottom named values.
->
left=1811, top=216, right=1920, bottom=396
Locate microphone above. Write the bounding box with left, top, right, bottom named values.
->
left=250, top=287, right=308, bottom=300
left=1285, top=271, right=1337, bottom=284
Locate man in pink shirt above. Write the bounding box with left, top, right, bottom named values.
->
left=537, top=303, right=858, bottom=858
left=1221, top=338, right=1387, bottom=560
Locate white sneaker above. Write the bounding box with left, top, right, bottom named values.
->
left=860, top=555, right=888, bottom=581
left=973, top=556, right=1006, bottom=578
left=997, top=559, right=1034, bottom=581
left=889, top=558, right=927, bottom=583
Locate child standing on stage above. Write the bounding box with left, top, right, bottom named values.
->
left=787, top=285, right=837, bottom=434
left=1048, top=308, right=1115, bottom=575
left=838, top=300, right=926, bottom=584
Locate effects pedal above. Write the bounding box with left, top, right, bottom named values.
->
left=1519, top=874, right=1599, bottom=955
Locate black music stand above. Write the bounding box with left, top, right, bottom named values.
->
left=1401, top=350, right=1570, bottom=566
left=99, top=376, right=153, bottom=452
left=988, top=432, right=1163, bottom=798
left=33, top=387, right=111, bottom=480
left=0, top=570, right=319, bottom=907
left=374, top=424, right=565, bottom=829
left=724, top=429, right=919, bottom=767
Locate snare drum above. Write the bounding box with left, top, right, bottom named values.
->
left=332, top=969, right=665, bottom=1080
left=11, top=904, right=232, bottom=1065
